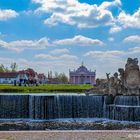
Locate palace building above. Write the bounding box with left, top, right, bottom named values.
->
left=69, top=63, right=96, bottom=84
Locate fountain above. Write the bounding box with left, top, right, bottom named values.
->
left=95, top=58, right=140, bottom=121
left=0, top=58, right=140, bottom=130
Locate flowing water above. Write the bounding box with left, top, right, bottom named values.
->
left=0, top=94, right=140, bottom=130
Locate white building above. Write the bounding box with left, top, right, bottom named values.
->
left=0, top=72, right=28, bottom=84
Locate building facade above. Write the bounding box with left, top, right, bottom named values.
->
left=0, top=68, right=48, bottom=85
left=0, top=72, right=28, bottom=84
left=69, top=64, right=96, bottom=84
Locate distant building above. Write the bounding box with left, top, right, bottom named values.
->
left=38, top=73, right=47, bottom=84
left=69, top=63, right=96, bottom=84
left=0, top=72, right=28, bottom=84
left=0, top=68, right=47, bottom=85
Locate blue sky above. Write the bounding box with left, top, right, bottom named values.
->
left=0, top=0, right=140, bottom=77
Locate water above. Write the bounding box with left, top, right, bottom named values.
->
left=29, top=94, right=104, bottom=119
left=106, top=96, right=140, bottom=121
left=0, top=95, right=29, bottom=119
left=0, top=94, right=140, bottom=122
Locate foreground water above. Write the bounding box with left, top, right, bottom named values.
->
left=0, top=93, right=140, bottom=130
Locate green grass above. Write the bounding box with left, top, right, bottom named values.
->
left=0, top=84, right=93, bottom=93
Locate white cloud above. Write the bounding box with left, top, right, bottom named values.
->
left=123, top=35, right=140, bottom=43
left=35, top=53, right=78, bottom=61
left=50, top=48, right=69, bottom=55
left=0, top=37, right=50, bottom=52
left=100, top=0, right=121, bottom=9
left=115, top=8, right=140, bottom=30
left=128, top=46, right=140, bottom=54
left=35, top=54, right=57, bottom=60
left=0, top=56, right=79, bottom=76
left=84, top=50, right=125, bottom=59
left=59, top=54, right=78, bottom=60
left=32, top=0, right=121, bottom=28
left=0, top=9, right=18, bottom=21
left=108, top=37, right=114, bottom=42
left=0, top=35, right=104, bottom=52
left=84, top=50, right=125, bottom=77
left=54, top=35, right=105, bottom=46
left=109, top=25, right=122, bottom=33
left=34, top=52, right=79, bottom=75
left=84, top=47, right=140, bottom=77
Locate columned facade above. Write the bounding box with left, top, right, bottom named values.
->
left=69, top=64, right=96, bottom=84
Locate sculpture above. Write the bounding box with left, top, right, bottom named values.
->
left=90, top=58, right=140, bottom=96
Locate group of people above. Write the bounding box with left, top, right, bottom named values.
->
left=14, top=79, right=39, bottom=86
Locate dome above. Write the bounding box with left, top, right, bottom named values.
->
left=76, top=65, right=88, bottom=73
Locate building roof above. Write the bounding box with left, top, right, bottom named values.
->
left=76, top=65, right=89, bottom=73
left=70, top=64, right=95, bottom=75
left=0, top=72, right=18, bottom=78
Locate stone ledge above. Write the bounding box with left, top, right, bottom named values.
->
left=0, top=130, right=140, bottom=140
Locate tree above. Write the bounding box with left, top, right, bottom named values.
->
left=54, top=72, right=68, bottom=83
left=48, top=71, right=53, bottom=78
left=10, top=62, right=18, bottom=72
left=0, top=64, right=5, bottom=72
left=54, top=72, right=59, bottom=78
left=59, top=73, right=68, bottom=83
left=4, top=67, right=10, bottom=72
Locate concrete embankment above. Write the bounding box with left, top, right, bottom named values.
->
left=0, top=130, right=140, bottom=140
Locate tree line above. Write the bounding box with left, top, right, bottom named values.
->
left=48, top=71, right=68, bottom=83
left=0, top=62, right=18, bottom=72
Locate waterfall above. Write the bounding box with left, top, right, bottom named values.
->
left=114, top=96, right=140, bottom=106
left=0, top=94, right=140, bottom=121
left=0, top=95, right=29, bottom=119
left=29, top=95, right=104, bottom=119
left=107, top=96, right=140, bottom=121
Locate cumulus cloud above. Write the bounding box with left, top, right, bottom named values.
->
left=123, top=35, right=140, bottom=43
left=0, top=35, right=103, bottom=52
left=128, top=46, right=140, bottom=54
left=109, top=25, right=122, bottom=33
left=35, top=53, right=78, bottom=61
left=99, top=0, right=121, bottom=9
left=50, top=48, right=70, bottom=55
left=109, top=8, right=140, bottom=32
left=84, top=50, right=125, bottom=59
left=34, top=54, right=57, bottom=60
left=0, top=37, right=50, bottom=52
left=32, top=0, right=121, bottom=28
left=118, top=9, right=140, bottom=29
left=0, top=56, right=80, bottom=75
left=34, top=0, right=140, bottom=34
left=0, top=9, right=18, bottom=21
left=84, top=45, right=140, bottom=77
left=54, top=35, right=105, bottom=46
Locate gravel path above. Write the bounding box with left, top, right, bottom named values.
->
left=0, top=130, right=140, bottom=140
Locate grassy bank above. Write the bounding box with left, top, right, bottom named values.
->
left=0, top=84, right=93, bottom=93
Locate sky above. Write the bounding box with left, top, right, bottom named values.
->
left=0, top=0, right=140, bottom=78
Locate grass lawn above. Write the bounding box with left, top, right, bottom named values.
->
left=0, top=84, right=93, bottom=93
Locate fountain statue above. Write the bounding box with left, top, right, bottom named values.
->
left=118, top=58, right=140, bottom=95
left=87, top=58, right=140, bottom=96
